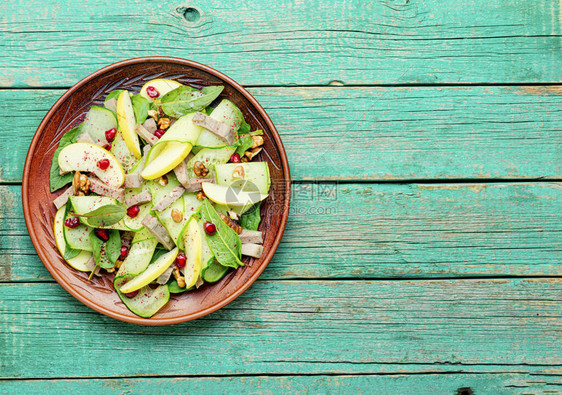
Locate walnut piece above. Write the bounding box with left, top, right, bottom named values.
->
left=148, top=109, right=158, bottom=119
left=196, top=191, right=206, bottom=201
left=171, top=208, right=183, bottom=223
left=220, top=214, right=243, bottom=234
left=158, top=117, right=171, bottom=130
left=232, top=165, right=245, bottom=179
left=173, top=267, right=186, bottom=288
left=193, top=161, right=209, bottom=177
left=244, top=147, right=263, bottom=160
left=72, top=171, right=91, bottom=196
left=156, top=175, right=168, bottom=186
left=251, top=135, right=264, bottom=149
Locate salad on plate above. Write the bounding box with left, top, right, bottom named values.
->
left=50, top=79, right=270, bottom=318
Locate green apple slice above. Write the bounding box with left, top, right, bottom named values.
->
left=53, top=207, right=94, bottom=272
left=58, top=142, right=124, bottom=188
left=215, top=162, right=271, bottom=195
left=119, top=247, right=179, bottom=294
left=141, top=142, right=191, bottom=180
left=182, top=218, right=203, bottom=289
left=202, top=182, right=268, bottom=207
left=140, top=79, right=183, bottom=102
left=116, top=90, right=141, bottom=158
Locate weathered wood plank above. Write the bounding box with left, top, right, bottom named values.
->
left=2, top=0, right=561, bottom=86
left=1, top=182, right=560, bottom=281
left=0, top=279, right=560, bottom=378
left=1, top=373, right=561, bottom=394
left=2, top=86, right=561, bottom=183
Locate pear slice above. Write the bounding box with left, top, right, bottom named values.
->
left=140, top=79, right=182, bottom=102
left=182, top=218, right=203, bottom=289
left=119, top=247, right=179, bottom=294
left=53, top=207, right=95, bottom=272
left=58, top=142, right=124, bottom=188
left=201, top=182, right=268, bottom=207
left=116, top=90, right=141, bottom=159
left=141, top=113, right=203, bottom=180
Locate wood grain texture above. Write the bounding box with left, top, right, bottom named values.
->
left=1, top=373, right=561, bottom=394
left=0, top=279, right=560, bottom=378
left=2, top=86, right=562, bottom=183
left=1, top=183, right=560, bottom=281
left=2, top=0, right=562, bottom=87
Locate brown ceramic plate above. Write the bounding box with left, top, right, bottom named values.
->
left=23, top=57, right=290, bottom=325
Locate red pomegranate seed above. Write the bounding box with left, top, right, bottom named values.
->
left=105, top=128, right=117, bottom=142
left=127, top=205, right=140, bottom=218
left=119, top=246, right=129, bottom=260
left=124, top=290, right=139, bottom=298
left=204, top=221, right=216, bottom=235
left=154, top=129, right=166, bottom=138
left=146, top=86, right=159, bottom=98
left=230, top=153, right=241, bottom=163
left=64, top=217, right=79, bottom=228
left=175, top=252, right=187, bottom=268
left=97, top=159, right=110, bottom=170
left=94, top=228, right=109, bottom=241
left=103, top=143, right=112, bottom=151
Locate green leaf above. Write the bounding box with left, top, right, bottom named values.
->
left=78, top=204, right=126, bottom=227
left=168, top=280, right=192, bottom=294
left=200, top=200, right=243, bottom=268
left=149, top=247, right=168, bottom=265
left=250, top=129, right=263, bottom=136
left=239, top=204, right=261, bottom=231
left=131, top=94, right=150, bottom=124
left=160, top=85, right=224, bottom=118
left=105, top=89, right=124, bottom=102
left=238, top=120, right=251, bottom=135
left=49, top=125, right=84, bottom=192
left=89, top=229, right=121, bottom=269
left=235, top=135, right=254, bottom=156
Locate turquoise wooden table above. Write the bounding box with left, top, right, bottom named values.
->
left=1, top=1, right=561, bottom=393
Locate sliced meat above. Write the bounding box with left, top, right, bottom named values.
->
left=156, top=264, right=174, bottom=285
left=136, top=124, right=158, bottom=146
left=89, top=177, right=124, bottom=203
left=192, top=112, right=237, bottom=145
left=173, top=159, right=189, bottom=186
left=239, top=229, right=263, bottom=245
left=124, top=173, right=143, bottom=188
left=53, top=185, right=75, bottom=209
left=142, top=118, right=157, bottom=134
left=152, top=185, right=185, bottom=212
left=104, top=98, right=117, bottom=113
left=141, top=214, right=174, bottom=250
left=241, top=243, right=264, bottom=259
left=184, top=174, right=215, bottom=193
left=125, top=189, right=152, bottom=208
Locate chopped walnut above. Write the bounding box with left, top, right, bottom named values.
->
left=240, top=156, right=249, bottom=163
left=171, top=208, right=183, bottom=223
left=251, top=135, right=264, bottom=149
left=148, top=109, right=158, bottom=119
left=173, top=267, right=186, bottom=288
left=156, top=175, right=168, bottom=186
left=196, top=191, right=206, bottom=201
left=232, top=165, right=245, bottom=179
left=193, top=161, right=209, bottom=177
left=244, top=147, right=263, bottom=160
left=115, top=260, right=124, bottom=270
left=73, top=171, right=90, bottom=196
left=158, top=117, right=171, bottom=130
left=220, top=214, right=242, bottom=234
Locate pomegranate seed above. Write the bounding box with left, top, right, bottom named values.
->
left=105, top=128, right=117, bottom=142
left=146, top=86, right=159, bottom=98
left=127, top=205, right=140, bottom=218
left=97, top=159, right=110, bottom=170
left=119, top=246, right=129, bottom=260
left=154, top=129, right=166, bottom=138
left=94, top=228, right=109, bottom=241
left=204, top=221, right=217, bottom=235
left=64, top=217, right=79, bottom=228
left=103, top=143, right=112, bottom=151
left=124, top=290, right=139, bottom=298
left=230, top=153, right=241, bottom=163
left=175, top=252, right=187, bottom=268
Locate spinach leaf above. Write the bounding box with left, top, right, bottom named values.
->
left=131, top=94, right=150, bottom=124
left=49, top=125, right=83, bottom=192
left=160, top=85, right=224, bottom=118
left=238, top=120, right=250, bottom=135
left=239, top=204, right=261, bottom=231
left=105, top=89, right=124, bottom=102
left=77, top=204, right=126, bottom=227
left=90, top=229, right=121, bottom=269
left=149, top=247, right=168, bottom=265
left=200, top=200, right=243, bottom=268
left=235, top=135, right=254, bottom=156
left=250, top=129, right=263, bottom=136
